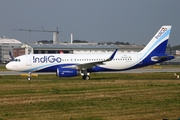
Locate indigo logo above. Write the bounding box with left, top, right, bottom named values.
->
left=33, top=55, right=61, bottom=63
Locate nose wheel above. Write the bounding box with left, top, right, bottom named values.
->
left=27, top=77, right=31, bottom=81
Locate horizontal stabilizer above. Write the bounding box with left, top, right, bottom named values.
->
left=151, top=55, right=174, bottom=62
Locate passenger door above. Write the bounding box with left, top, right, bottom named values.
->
left=26, top=55, right=32, bottom=66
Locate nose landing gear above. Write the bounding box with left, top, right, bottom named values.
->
left=27, top=72, right=31, bottom=80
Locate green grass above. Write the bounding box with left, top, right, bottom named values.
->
left=0, top=65, right=7, bottom=71
left=0, top=73, right=180, bottom=120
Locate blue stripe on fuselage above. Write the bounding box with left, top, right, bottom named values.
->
left=88, top=54, right=174, bottom=72
left=36, top=64, right=77, bottom=72
left=22, top=64, right=77, bottom=72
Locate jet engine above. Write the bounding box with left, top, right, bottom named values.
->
left=56, top=68, right=80, bottom=77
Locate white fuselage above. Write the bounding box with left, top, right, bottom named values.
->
left=6, top=53, right=140, bottom=72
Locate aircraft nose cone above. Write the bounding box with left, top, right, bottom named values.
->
left=6, top=62, right=16, bottom=71
left=6, top=63, right=11, bottom=70
left=6, top=62, right=19, bottom=71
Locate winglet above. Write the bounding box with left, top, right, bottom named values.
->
left=9, top=51, right=14, bottom=61
left=107, top=49, right=118, bottom=61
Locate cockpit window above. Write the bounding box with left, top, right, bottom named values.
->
left=14, top=59, right=21, bottom=62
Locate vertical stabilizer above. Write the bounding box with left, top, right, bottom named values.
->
left=140, top=26, right=172, bottom=55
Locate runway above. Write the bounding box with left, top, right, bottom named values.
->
left=1, top=68, right=180, bottom=76
left=0, top=71, right=54, bottom=75
left=118, top=68, right=180, bottom=73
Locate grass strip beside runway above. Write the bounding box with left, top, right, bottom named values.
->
left=0, top=73, right=180, bottom=120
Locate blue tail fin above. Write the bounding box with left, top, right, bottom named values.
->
left=9, top=51, right=14, bottom=61
left=140, top=26, right=172, bottom=55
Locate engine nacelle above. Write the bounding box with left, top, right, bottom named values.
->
left=57, top=68, right=79, bottom=77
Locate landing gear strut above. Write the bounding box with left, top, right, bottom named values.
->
left=27, top=72, right=31, bottom=80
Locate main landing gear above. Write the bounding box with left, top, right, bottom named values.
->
left=81, top=70, right=90, bottom=80
left=82, top=75, right=90, bottom=80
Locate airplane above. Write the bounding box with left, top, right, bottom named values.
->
left=6, top=26, right=174, bottom=80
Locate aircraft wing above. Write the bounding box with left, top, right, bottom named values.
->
left=64, top=49, right=118, bottom=70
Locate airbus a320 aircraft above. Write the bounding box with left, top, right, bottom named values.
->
left=6, top=26, right=174, bottom=80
